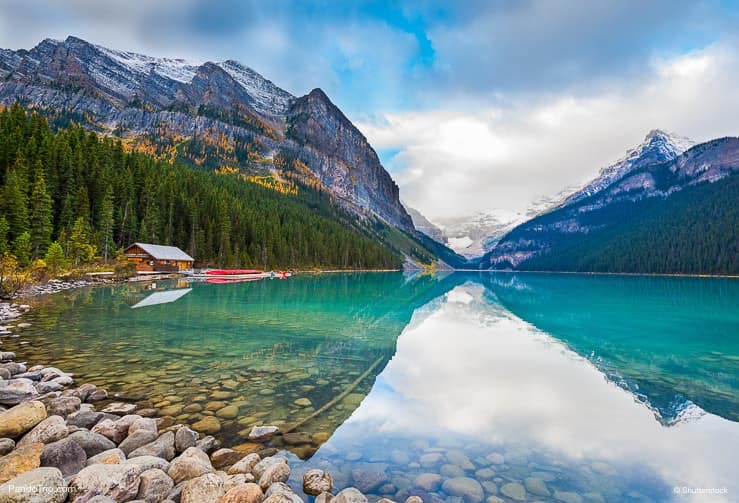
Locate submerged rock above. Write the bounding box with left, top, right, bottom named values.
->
left=500, top=482, right=527, bottom=501
left=248, top=425, right=278, bottom=442
left=442, top=477, right=485, bottom=503
left=303, top=468, right=333, bottom=495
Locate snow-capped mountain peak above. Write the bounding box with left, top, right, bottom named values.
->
left=562, top=129, right=695, bottom=207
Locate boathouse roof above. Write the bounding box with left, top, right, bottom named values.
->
left=125, top=243, right=195, bottom=262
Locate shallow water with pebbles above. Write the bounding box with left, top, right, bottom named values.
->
left=3, top=273, right=738, bottom=502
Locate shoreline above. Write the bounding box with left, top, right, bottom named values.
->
left=0, top=304, right=389, bottom=503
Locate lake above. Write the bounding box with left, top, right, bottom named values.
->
left=5, top=272, right=738, bottom=502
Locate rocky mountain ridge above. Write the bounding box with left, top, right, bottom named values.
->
left=0, top=36, right=414, bottom=232
left=480, top=132, right=739, bottom=270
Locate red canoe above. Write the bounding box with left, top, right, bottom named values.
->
left=206, top=269, right=263, bottom=276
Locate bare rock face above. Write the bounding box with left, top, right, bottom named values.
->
left=286, top=89, right=414, bottom=230
left=0, top=36, right=419, bottom=237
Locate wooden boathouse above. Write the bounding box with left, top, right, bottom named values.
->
left=123, top=243, right=195, bottom=272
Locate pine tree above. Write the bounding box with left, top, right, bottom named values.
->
left=68, top=217, right=96, bottom=265
left=0, top=216, right=8, bottom=255
left=98, top=187, right=115, bottom=260
left=28, top=168, right=53, bottom=258
left=1, top=166, right=29, bottom=241
left=13, top=231, right=32, bottom=267
left=44, top=241, right=67, bottom=274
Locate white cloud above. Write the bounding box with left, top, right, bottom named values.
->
left=356, top=42, right=739, bottom=222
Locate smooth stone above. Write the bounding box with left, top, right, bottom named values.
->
left=129, top=431, right=176, bottom=461
left=263, top=482, right=303, bottom=503
left=137, top=468, right=174, bottom=503
left=215, top=405, right=239, bottom=419
left=0, top=401, right=47, bottom=438
left=210, top=391, right=233, bottom=400
left=419, top=453, right=442, bottom=467
left=181, top=472, right=225, bottom=503
left=205, top=402, right=227, bottom=412
left=175, top=427, right=199, bottom=453
left=500, top=482, right=527, bottom=501
left=0, top=438, right=15, bottom=455
left=119, top=430, right=159, bottom=456
left=168, top=447, right=215, bottom=484
left=440, top=464, right=466, bottom=478
left=251, top=457, right=287, bottom=480
left=413, top=472, right=442, bottom=491
left=282, top=432, right=311, bottom=445
left=226, top=453, right=261, bottom=475
left=247, top=426, right=278, bottom=442
left=294, top=398, right=312, bottom=407
left=87, top=448, right=126, bottom=466
left=554, top=490, right=583, bottom=503
left=91, top=418, right=131, bottom=444
left=350, top=463, right=388, bottom=493
left=218, top=482, right=263, bottom=503
left=446, top=450, right=475, bottom=470
left=41, top=437, right=88, bottom=477
left=475, top=468, right=495, bottom=480
left=196, top=436, right=217, bottom=453
left=101, top=402, right=137, bottom=414
left=0, top=443, right=44, bottom=484
left=442, top=477, right=485, bottom=503
left=0, top=467, right=66, bottom=503
left=68, top=430, right=117, bottom=457
left=525, top=477, right=550, bottom=497
left=66, top=411, right=104, bottom=429
left=0, top=379, right=38, bottom=405
left=18, top=415, right=68, bottom=447
left=330, top=487, right=368, bottom=503
left=183, top=404, right=202, bottom=414
left=124, top=455, right=171, bottom=474
left=87, top=390, right=108, bottom=402
left=303, top=468, right=333, bottom=495
left=192, top=416, right=221, bottom=435
left=485, top=453, right=504, bottom=465
left=129, top=418, right=158, bottom=436
left=45, top=397, right=80, bottom=418
left=69, top=463, right=142, bottom=502
left=258, top=461, right=291, bottom=490
left=211, top=449, right=246, bottom=469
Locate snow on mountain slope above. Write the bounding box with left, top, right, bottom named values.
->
left=96, top=44, right=199, bottom=84
left=217, top=60, right=294, bottom=118
left=561, top=129, right=694, bottom=207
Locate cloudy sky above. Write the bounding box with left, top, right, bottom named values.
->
left=1, top=0, right=738, bottom=223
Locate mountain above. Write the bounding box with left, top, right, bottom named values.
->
left=480, top=132, right=739, bottom=275
left=402, top=203, right=446, bottom=244
left=0, top=36, right=413, bottom=231
left=0, top=36, right=460, bottom=267
left=433, top=212, right=515, bottom=258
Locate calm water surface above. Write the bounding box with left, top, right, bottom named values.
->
left=5, top=272, right=738, bottom=502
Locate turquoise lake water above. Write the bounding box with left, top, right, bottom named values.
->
left=5, top=272, right=738, bottom=502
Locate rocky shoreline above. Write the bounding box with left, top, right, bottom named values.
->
left=0, top=303, right=419, bottom=503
